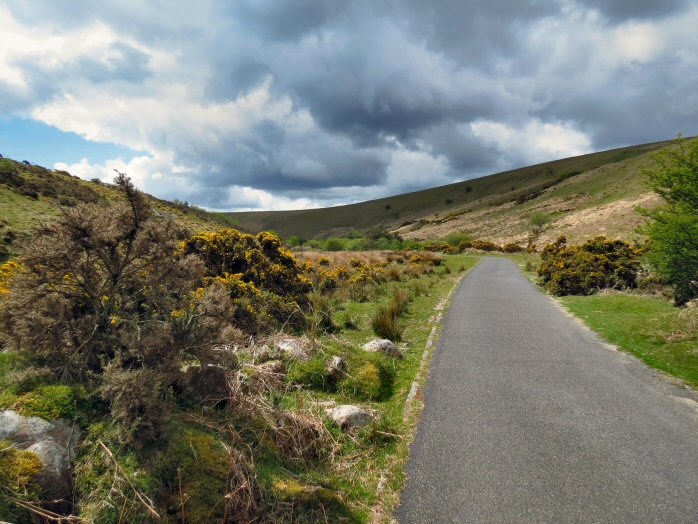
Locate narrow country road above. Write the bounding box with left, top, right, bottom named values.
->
left=396, top=257, right=698, bottom=523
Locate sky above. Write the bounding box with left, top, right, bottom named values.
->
left=0, top=1, right=696, bottom=211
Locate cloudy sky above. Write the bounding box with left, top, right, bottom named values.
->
left=0, top=1, right=696, bottom=210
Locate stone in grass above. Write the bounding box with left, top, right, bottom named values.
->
left=276, top=338, right=310, bottom=361
left=362, top=338, right=403, bottom=358
left=325, top=405, right=373, bottom=430
left=326, top=356, right=345, bottom=381
left=257, top=360, right=285, bottom=375
left=0, top=410, right=80, bottom=509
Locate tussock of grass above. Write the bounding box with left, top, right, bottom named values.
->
left=371, top=305, right=404, bottom=342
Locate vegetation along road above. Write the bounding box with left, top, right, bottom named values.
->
left=396, top=257, right=698, bottom=523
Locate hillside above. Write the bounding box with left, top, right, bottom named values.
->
left=0, top=157, right=229, bottom=260
left=226, top=140, right=671, bottom=243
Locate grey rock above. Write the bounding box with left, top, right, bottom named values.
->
left=276, top=338, right=310, bottom=361
left=362, top=338, right=403, bottom=358
left=325, top=405, right=373, bottom=430
left=327, top=356, right=345, bottom=381
left=0, top=410, right=80, bottom=505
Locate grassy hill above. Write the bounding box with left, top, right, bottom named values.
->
left=225, top=140, right=671, bottom=243
left=0, top=157, right=230, bottom=260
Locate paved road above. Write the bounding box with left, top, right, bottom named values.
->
left=396, top=257, right=698, bottom=523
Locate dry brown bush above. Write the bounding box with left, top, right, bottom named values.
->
left=271, top=410, right=336, bottom=465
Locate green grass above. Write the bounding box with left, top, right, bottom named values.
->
left=560, top=294, right=698, bottom=388
left=297, top=254, right=479, bottom=519
left=226, top=140, right=670, bottom=239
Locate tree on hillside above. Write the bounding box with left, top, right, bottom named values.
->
left=642, top=137, right=698, bottom=305
left=529, top=211, right=551, bottom=235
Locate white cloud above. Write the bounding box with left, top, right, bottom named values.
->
left=1, top=1, right=696, bottom=210
left=471, top=119, right=592, bottom=166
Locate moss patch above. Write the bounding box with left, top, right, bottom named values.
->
left=343, top=355, right=395, bottom=401
left=0, top=439, right=43, bottom=522
left=153, top=426, right=231, bottom=522
left=11, top=385, right=79, bottom=420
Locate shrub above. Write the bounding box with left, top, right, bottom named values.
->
left=503, top=242, right=524, bottom=253
left=325, top=238, right=344, bottom=251
left=423, top=242, right=455, bottom=253
left=458, top=239, right=473, bottom=251
left=529, top=212, right=552, bottom=233
left=538, top=236, right=643, bottom=296
left=180, top=229, right=311, bottom=332
left=470, top=239, right=500, bottom=252
left=0, top=174, right=234, bottom=445
left=408, top=252, right=442, bottom=266
left=641, top=137, right=698, bottom=304
left=0, top=260, right=22, bottom=295
left=181, top=229, right=311, bottom=302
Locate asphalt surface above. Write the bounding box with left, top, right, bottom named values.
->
left=396, top=257, right=698, bottom=523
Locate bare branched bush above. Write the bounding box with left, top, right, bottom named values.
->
left=0, top=174, right=236, bottom=445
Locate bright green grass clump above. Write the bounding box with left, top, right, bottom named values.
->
left=9, top=385, right=79, bottom=420
left=561, top=294, right=698, bottom=387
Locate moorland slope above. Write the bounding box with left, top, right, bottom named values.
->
left=226, top=140, right=671, bottom=244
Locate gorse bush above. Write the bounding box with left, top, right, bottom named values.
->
left=0, top=174, right=236, bottom=445
left=538, top=235, right=644, bottom=296
left=181, top=228, right=312, bottom=332
left=0, top=261, right=21, bottom=295
left=181, top=229, right=311, bottom=302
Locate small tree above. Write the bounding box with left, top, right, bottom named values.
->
left=642, top=137, right=698, bottom=305
left=529, top=211, right=551, bottom=234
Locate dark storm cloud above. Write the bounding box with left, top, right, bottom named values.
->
left=229, top=0, right=339, bottom=42
left=2, top=0, right=698, bottom=209
left=187, top=120, right=390, bottom=192
left=579, top=0, right=688, bottom=21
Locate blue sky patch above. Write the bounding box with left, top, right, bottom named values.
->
left=0, top=117, right=139, bottom=167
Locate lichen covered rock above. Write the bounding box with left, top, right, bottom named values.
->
left=362, top=338, right=403, bottom=358
left=0, top=410, right=80, bottom=507
left=276, top=337, right=310, bottom=361
left=327, top=356, right=345, bottom=381
left=325, top=404, right=373, bottom=430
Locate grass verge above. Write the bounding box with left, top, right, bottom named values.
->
left=560, top=294, right=698, bottom=388
left=301, top=254, right=479, bottom=522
